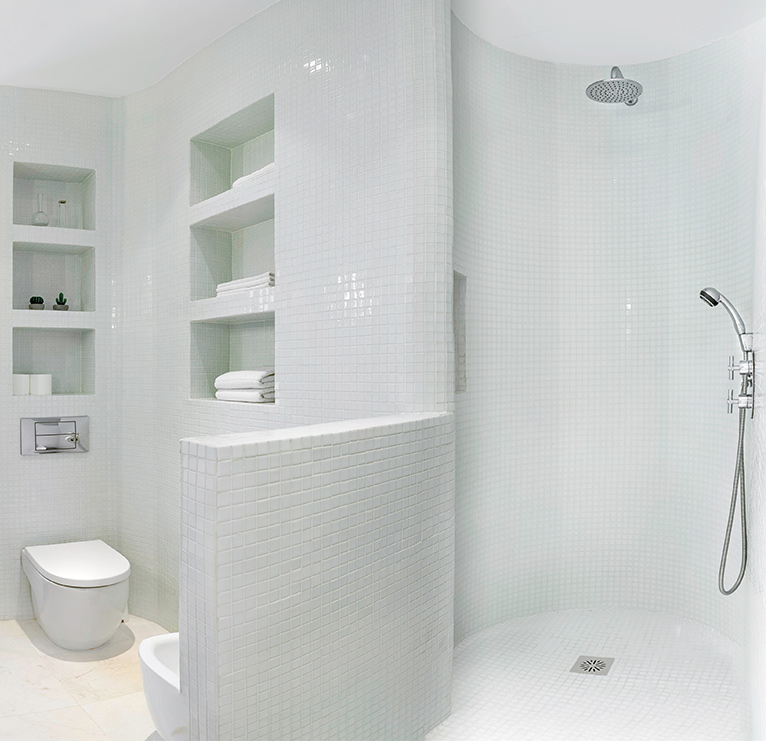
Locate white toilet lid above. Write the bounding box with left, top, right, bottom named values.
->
left=23, top=539, right=130, bottom=588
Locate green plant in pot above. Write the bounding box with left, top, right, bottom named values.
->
left=53, top=292, right=69, bottom=311
left=29, top=296, right=44, bottom=310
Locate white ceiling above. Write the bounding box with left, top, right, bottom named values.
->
left=0, top=0, right=279, bottom=98
left=1, top=1, right=764, bottom=98
left=452, top=0, right=766, bottom=66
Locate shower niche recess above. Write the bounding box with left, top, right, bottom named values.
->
left=13, top=163, right=96, bottom=231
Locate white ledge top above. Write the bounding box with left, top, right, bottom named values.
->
left=181, top=412, right=451, bottom=452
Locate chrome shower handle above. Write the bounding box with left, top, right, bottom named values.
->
left=728, top=356, right=736, bottom=381
left=728, top=389, right=735, bottom=414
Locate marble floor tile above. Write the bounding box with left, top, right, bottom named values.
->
left=0, top=653, right=77, bottom=717
left=0, top=705, right=109, bottom=740
left=82, top=691, right=157, bottom=741
left=19, top=615, right=169, bottom=705
left=0, top=614, right=168, bottom=740
left=43, top=646, right=146, bottom=705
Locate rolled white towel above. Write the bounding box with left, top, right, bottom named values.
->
left=231, top=162, right=274, bottom=188
left=214, top=369, right=274, bottom=389
left=216, top=389, right=274, bottom=403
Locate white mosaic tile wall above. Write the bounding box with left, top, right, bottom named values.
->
left=452, top=16, right=762, bottom=645
left=180, top=413, right=455, bottom=740
left=747, top=48, right=766, bottom=740
left=0, top=88, right=115, bottom=619
left=115, top=0, right=453, bottom=630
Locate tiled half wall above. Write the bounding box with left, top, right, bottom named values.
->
left=180, top=412, right=455, bottom=740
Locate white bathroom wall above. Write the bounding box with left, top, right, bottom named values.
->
left=180, top=413, right=455, bottom=740
left=452, top=17, right=763, bottom=644
left=747, top=46, right=766, bottom=740
left=0, top=87, right=116, bottom=619
left=114, top=0, right=452, bottom=629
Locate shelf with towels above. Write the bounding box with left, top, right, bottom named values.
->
left=190, top=316, right=275, bottom=400
left=189, top=288, right=275, bottom=324
left=190, top=216, right=274, bottom=301
left=190, top=94, right=274, bottom=207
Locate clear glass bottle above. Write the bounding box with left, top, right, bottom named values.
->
left=57, top=200, right=67, bottom=228
left=31, top=193, right=49, bottom=226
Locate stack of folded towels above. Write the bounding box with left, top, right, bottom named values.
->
left=216, top=271, right=274, bottom=296
left=214, top=369, right=275, bottom=403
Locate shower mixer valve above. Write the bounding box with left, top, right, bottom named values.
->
left=728, top=355, right=753, bottom=380
left=726, top=350, right=755, bottom=415
left=727, top=388, right=753, bottom=413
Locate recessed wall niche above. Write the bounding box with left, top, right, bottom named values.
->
left=191, top=217, right=274, bottom=301
left=190, top=94, right=274, bottom=205
left=13, top=328, right=95, bottom=395
left=13, top=242, right=95, bottom=311
left=13, top=163, right=96, bottom=230
left=190, top=317, right=275, bottom=400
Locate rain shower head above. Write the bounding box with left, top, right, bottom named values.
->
left=586, top=66, right=643, bottom=106
left=700, top=287, right=748, bottom=352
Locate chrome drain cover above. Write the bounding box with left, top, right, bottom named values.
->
left=570, top=656, right=615, bottom=675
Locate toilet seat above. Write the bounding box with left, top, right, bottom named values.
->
left=23, top=539, right=130, bottom=588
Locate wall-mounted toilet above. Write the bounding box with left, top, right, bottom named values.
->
left=22, top=539, right=130, bottom=650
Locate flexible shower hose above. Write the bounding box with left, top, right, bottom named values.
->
left=718, top=375, right=748, bottom=596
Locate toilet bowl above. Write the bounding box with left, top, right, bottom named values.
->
left=21, top=539, right=130, bottom=651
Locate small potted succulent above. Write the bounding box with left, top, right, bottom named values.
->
left=29, top=296, right=44, bottom=310
left=53, top=292, right=69, bottom=311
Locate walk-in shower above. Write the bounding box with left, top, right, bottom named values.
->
left=700, top=288, right=754, bottom=595
left=441, top=9, right=764, bottom=739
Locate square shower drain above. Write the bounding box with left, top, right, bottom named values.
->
left=570, top=656, right=615, bottom=675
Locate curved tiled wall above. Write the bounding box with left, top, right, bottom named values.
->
left=452, top=17, right=763, bottom=645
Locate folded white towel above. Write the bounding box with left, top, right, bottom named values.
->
left=216, top=389, right=274, bottom=403
left=231, top=162, right=274, bottom=188
left=217, top=282, right=273, bottom=295
left=214, top=370, right=275, bottom=389
left=216, top=273, right=275, bottom=295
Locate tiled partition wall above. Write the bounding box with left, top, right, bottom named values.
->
left=115, top=0, right=452, bottom=629
left=452, top=17, right=762, bottom=644
left=180, top=413, right=454, bottom=740
left=0, top=88, right=115, bottom=619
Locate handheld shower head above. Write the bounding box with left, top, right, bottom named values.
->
left=700, top=287, right=720, bottom=307
left=699, top=287, right=748, bottom=352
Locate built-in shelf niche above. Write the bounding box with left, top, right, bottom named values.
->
left=190, top=94, right=274, bottom=206
left=191, top=218, right=274, bottom=301
left=13, top=328, right=95, bottom=395
left=190, top=317, right=275, bottom=401
left=14, top=163, right=96, bottom=230
left=14, top=242, right=95, bottom=311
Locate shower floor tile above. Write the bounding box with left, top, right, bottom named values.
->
left=0, top=614, right=165, bottom=740
left=426, top=609, right=747, bottom=741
